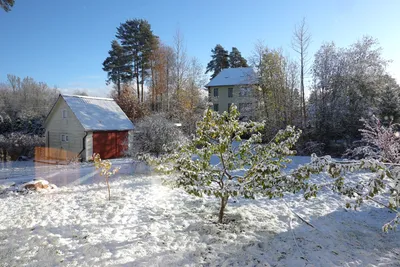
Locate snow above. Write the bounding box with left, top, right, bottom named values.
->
left=0, top=158, right=148, bottom=187
left=0, top=157, right=399, bottom=266
left=205, top=67, right=258, bottom=87
left=62, top=94, right=134, bottom=131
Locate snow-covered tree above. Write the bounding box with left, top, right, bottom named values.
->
left=127, top=113, right=185, bottom=158
left=346, top=115, right=400, bottom=163
left=228, top=47, right=248, bottom=68
left=148, top=106, right=399, bottom=231
left=149, top=105, right=304, bottom=223
left=205, top=44, right=229, bottom=79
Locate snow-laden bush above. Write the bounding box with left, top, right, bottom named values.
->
left=0, top=132, right=44, bottom=161
left=126, top=113, right=186, bottom=158
left=346, top=115, right=400, bottom=163
left=148, top=105, right=306, bottom=223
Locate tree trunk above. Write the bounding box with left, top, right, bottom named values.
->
left=106, top=176, right=111, bottom=201
left=117, top=79, right=121, bottom=97
left=300, top=52, right=306, bottom=127
left=136, top=64, right=140, bottom=100
left=141, top=63, right=144, bottom=103
left=218, top=195, right=229, bottom=223
left=166, top=65, right=169, bottom=112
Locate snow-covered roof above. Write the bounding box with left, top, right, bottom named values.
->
left=61, top=94, right=134, bottom=131
left=205, top=67, right=258, bottom=87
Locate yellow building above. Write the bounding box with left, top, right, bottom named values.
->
left=44, top=94, right=134, bottom=161
left=205, top=67, right=258, bottom=120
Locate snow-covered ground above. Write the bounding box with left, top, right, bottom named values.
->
left=0, top=157, right=399, bottom=266
left=0, top=158, right=149, bottom=187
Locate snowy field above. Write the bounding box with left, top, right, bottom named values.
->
left=0, top=157, right=399, bottom=266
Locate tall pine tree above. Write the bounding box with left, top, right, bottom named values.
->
left=102, top=40, right=133, bottom=96
left=205, top=44, right=229, bottom=79
left=116, top=19, right=157, bottom=102
left=229, top=47, right=248, bottom=68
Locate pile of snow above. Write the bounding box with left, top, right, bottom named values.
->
left=0, top=174, right=399, bottom=266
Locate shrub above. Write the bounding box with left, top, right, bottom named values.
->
left=126, top=113, right=185, bottom=158
left=148, top=105, right=304, bottom=223
left=0, top=132, right=44, bottom=161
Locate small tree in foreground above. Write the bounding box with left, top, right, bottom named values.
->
left=148, top=105, right=399, bottom=231
left=149, top=105, right=305, bottom=223
left=93, top=153, right=120, bottom=201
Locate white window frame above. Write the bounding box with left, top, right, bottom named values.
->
left=213, top=103, right=219, bottom=112
left=228, top=88, right=233, bottom=98
left=214, top=88, right=219, bottom=97
left=62, top=109, right=68, bottom=118
left=61, top=134, right=69, bottom=142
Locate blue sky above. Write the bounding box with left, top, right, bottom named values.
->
left=1, top=0, right=399, bottom=97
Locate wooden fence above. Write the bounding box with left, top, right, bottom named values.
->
left=35, top=147, right=79, bottom=162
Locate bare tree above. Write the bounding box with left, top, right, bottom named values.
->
left=173, top=28, right=188, bottom=98
left=249, top=40, right=266, bottom=69
left=292, top=17, right=311, bottom=127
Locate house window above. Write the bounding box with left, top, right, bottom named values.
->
left=62, top=109, right=68, bottom=118
left=214, top=88, right=219, bottom=97
left=228, top=88, right=233, bottom=98
left=239, top=87, right=251, bottom=97
left=213, top=104, right=219, bottom=112
left=228, top=103, right=232, bottom=112
left=61, top=134, right=69, bottom=142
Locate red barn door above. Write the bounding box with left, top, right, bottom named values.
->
left=93, top=131, right=128, bottom=159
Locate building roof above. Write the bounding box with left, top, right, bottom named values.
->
left=61, top=94, right=134, bottom=131
left=205, top=67, right=258, bottom=87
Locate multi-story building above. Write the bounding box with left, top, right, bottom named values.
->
left=205, top=67, right=258, bottom=120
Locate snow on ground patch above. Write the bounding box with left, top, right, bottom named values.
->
left=0, top=175, right=399, bottom=266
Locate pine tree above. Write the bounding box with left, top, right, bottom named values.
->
left=228, top=47, right=248, bottom=68
left=102, top=40, right=132, bottom=97
left=0, top=0, right=14, bottom=12
left=205, top=44, right=229, bottom=79
left=116, top=19, right=157, bottom=102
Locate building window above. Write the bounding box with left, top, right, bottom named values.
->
left=61, top=134, right=69, bottom=142
left=239, top=87, right=251, bottom=97
left=62, top=109, right=68, bottom=118
left=228, top=88, right=233, bottom=98
left=213, top=104, right=219, bottom=112
left=228, top=103, right=232, bottom=111
left=214, top=88, right=219, bottom=97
